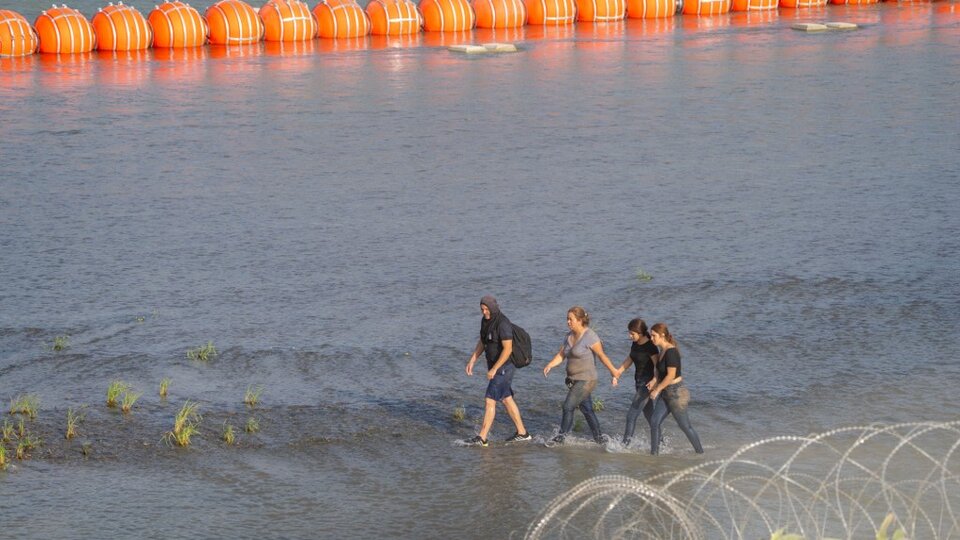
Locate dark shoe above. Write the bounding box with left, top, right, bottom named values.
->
left=467, top=435, right=488, bottom=447
left=622, top=437, right=632, bottom=446
left=551, top=434, right=565, bottom=445
left=594, top=434, right=609, bottom=445
left=506, top=432, right=532, bottom=443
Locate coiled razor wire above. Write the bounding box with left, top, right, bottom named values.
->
left=526, top=420, right=960, bottom=539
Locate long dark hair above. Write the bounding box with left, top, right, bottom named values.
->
left=627, top=318, right=649, bottom=338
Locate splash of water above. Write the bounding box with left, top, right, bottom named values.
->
left=527, top=421, right=960, bottom=539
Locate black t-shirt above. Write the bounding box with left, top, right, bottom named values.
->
left=481, top=316, right=513, bottom=369
left=629, top=340, right=659, bottom=383
left=658, top=347, right=682, bottom=379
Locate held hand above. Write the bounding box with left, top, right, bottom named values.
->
left=543, top=365, right=551, bottom=378
left=650, top=388, right=660, bottom=400
left=487, top=368, right=496, bottom=380
left=466, top=360, right=475, bottom=376
left=646, top=379, right=656, bottom=391
left=611, top=375, right=619, bottom=388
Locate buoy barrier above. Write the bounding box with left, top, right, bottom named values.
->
left=260, top=0, right=318, bottom=41
left=149, top=2, right=207, bottom=48
left=34, top=5, right=96, bottom=54
left=830, top=0, right=876, bottom=4
left=526, top=0, right=577, bottom=25
left=732, top=0, right=777, bottom=10
left=92, top=2, right=152, bottom=51
left=472, top=0, right=527, bottom=28
left=420, top=0, right=476, bottom=31
left=366, top=0, right=422, bottom=35
left=779, top=0, right=825, bottom=7
left=205, top=0, right=264, bottom=45
left=577, top=0, right=625, bottom=21
left=626, top=0, right=676, bottom=18
left=0, top=10, right=39, bottom=57
left=313, top=0, right=371, bottom=38
left=683, top=0, right=730, bottom=15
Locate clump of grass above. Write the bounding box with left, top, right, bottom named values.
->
left=164, top=401, right=201, bottom=447
left=222, top=423, right=236, bottom=445
left=16, top=418, right=25, bottom=439
left=592, top=397, right=605, bottom=412
left=2, top=420, right=14, bottom=443
left=121, top=390, right=142, bottom=414
left=244, top=417, right=260, bottom=433
left=0, top=444, right=7, bottom=470
left=16, top=434, right=40, bottom=460
left=159, top=378, right=171, bottom=399
left=106, top=381, right=130, bottom=408
left=65, top=407, right=85, bottom=440
left=136, top=316, right=145, bottom=323
left=52, top=335, right=70, bottom=351
left=186, top=341, right=217, bottom=361
left=81, top=442, right=92, bottom=456
left=635, top=268, right=653, bottom=282
left=243, top=385, right=263, bottom=408
left=9, top=394, right=40, bottom=419
left=452, top=405, right=466, bottom=422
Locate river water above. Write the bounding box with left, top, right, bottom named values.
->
left=1, top=2, right=958, bottom=538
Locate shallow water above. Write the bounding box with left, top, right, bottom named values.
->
left=1, top=2, right=959, bottom=538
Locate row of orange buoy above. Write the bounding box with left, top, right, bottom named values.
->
left=1, top=0, right=884, bottom=57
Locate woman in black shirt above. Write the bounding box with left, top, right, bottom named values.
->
left=648, top=322, right=704, bottom=455
left=615, top=318, right=663, bottom=446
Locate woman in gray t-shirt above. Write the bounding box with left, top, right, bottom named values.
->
left=543, top=306, right=621, bottom=444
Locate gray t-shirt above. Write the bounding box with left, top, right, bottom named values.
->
left=562, top=328, right=600, bottom=381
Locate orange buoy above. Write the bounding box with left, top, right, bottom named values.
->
left=261, top=0, right=318, bottom=41
left=92, top=3, right=152, bottom=51
left=626, top=0, right=677, bottom=17
left=683, top=0, right=731, bottom=15
left=731, top=0, right=776, bottom=10
left=577, top=0, right=625, bottom=20
left=0, top=10, right=39, bottom=57
left=366, top=0, right=422, bottom=35
left=420, top=0, right=475, bottom=31
left=779, top=0, right=825, bottom=6
left=205, top=0, right=264, bottom=45
left=830, top=0, right=877, bottom=4
left=472, top=0, right=527, bottom=27
left=34, top=5, right=96, bottom=54
left=525, top=0, right=577, bottom=25
left=149, top=2, right=207, bottom=48
left=313, top=0, right=371, bottom=38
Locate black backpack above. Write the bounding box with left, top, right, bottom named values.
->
left=510, top=324, right=533, bottom=368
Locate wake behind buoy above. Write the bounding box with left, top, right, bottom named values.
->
left=366, top=0, right=422, bottom=35
left=0, top=10, right=39, bottom=57
left=92, top=2, right=152, bottom=51
left=577, top=0, right=625, bottom=21
left=149, top=2, right=207, bottom=48
left=472, top=0, right=527, bottom=28
left=205, top=0, right=264, bottom=45
left=260, top=0, right=318, bottom=41
left=35, top=5, right=97, bottom=54
left=313, top=0, right=371, bottom=38
left=420, top=0, right=476, bottom=31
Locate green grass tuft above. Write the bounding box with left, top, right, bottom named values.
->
left=121, top=390, right=142, bottom=414
left=106, top=381, right=130, bottom=408
left=452, top=406, right=466, bottom=422
left=244, top=417, right=260, bottom=433
left=635, top=268, right=653, bottom=282
left=65, top=407, right=85, bottom=440
left=0, top=443, right=6, bottom=470
left=222, top=423, right=236, bottom=445
left=592, top=397, right=605, bottom=412
left=243, top=385, right=263, bottom=408
left=52, top=335, right=70, bottom=351
left=164, top=401, right=202, bottom=447
left=159, top=378, right=171, bottom=398
left=187, top=341, right=217, bottom=361
left=9, top=394, right=40, bottom=419
left=16, top=418, right=25, bottom=439
left=2, top=420, right=14, bottom=443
